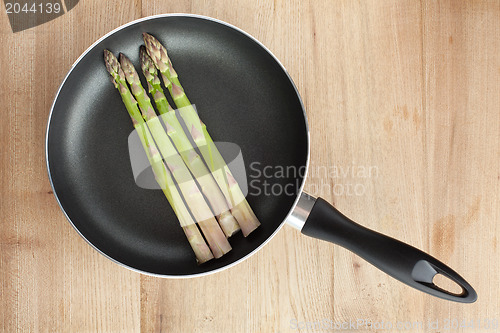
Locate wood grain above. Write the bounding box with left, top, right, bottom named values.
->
left=1, top=0, right=499, bottom=332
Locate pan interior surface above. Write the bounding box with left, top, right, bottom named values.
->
left=47, top=15, right=308, bottom=276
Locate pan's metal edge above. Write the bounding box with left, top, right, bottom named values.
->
left=45, top=13, right=310, bottom=279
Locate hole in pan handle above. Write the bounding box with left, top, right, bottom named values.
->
left=294, top=194, right=477, bottom=303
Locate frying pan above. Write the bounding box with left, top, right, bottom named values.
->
left=46, top=14, right=477, bottom=303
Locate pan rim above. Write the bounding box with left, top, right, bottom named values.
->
left=45, top=13, right=310, bottom=278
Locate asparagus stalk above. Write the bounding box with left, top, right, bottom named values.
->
left=143, top=34, right=261, bottom=236
left=104, top=49, right=212, bottom=263
left=122, top=52, right=240, bottom=237
left=104, top=50, right=228, bottom=259
left=139, top=45, right=172, bottom=115
left=117, top=52, right=231, bottom=257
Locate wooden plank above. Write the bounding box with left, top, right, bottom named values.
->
left=0, top=1, right=142, bottom=332
left=422, top=0, right=500, bottom=324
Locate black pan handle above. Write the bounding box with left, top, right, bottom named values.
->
left=301, top=197, right=477, bottom=303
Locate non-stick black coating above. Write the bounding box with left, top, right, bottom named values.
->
left=47, top=15, right=308, bottom=276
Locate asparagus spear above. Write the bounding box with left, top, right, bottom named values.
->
left=140, top=47, right=251, bottom=238
left=121, top=52, right=240, bottom=237
left=143, top=33, right=261, bottom=236
left=139, top=45, right=172, bottom=115
left=104, top=49, right=212, bottom=263
left=104, top=50, right=229, bottom=259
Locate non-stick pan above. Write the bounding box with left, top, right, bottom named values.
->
left=46, top=14, right=477, bottom=303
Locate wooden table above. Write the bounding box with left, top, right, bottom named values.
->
left=1, top=1, right=499, bottom=332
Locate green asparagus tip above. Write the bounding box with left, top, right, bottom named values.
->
left=142, top=33, right=157, bottom=56
left=143, top=33, right=160, bottom=55
left=103, top=49, right=125, bottom=82
left=103, top=50, right=114, bottom=73
left=140, top=45, right=166, bottom=96
left=140, top=46, right=153, bottom=71
left=140, top=46, right=155, bottom=79
left=143, top=33, right=169, bottom=73
left=142, top=35, right=178, bottom=82
left=119, top=53, right=146, bottom=97
left=118, top=53, right=129, bottom=68
left=142, top=34, right=178, bottom=81
left=119, top=53, right=137, bottom=80
left=103, top=49, right=115, bottom=70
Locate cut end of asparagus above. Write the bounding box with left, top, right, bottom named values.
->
left=231, top=200, right=261, bottom=237
left=198, top=218, right=232, bottom=258
left=183, top=225, right=214, bottom=264
left=218, top=211, right=241, bottom=237
left=225, top=170, right=261, bottom=237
